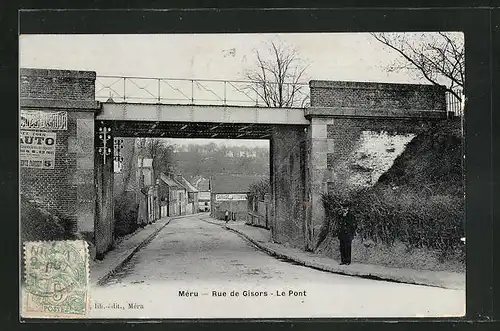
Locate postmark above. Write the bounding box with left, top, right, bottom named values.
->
left=22, top=240, right=89, bottom=318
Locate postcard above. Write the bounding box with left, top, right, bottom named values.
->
left=19, top=32, right=465, bottom=319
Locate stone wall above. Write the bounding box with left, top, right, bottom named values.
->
left=20, top=68, right=99, bottom=240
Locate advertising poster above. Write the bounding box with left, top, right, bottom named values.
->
left=20, top=130, right=56, bottom=169
left=20, top=109, right=68, bottom=131
left=215, top=193, right=247, bottom=201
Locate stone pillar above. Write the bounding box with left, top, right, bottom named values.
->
left=20, top=68, right=100, bottom=243
left=305, top=117, right=336, bottom=250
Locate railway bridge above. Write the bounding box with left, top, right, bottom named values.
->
left=20, top=68, right=448, bottom=258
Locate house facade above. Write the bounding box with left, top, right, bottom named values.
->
left=158, top=173, right=187, bottom=217
left=175, top=176, right=199, bottom=215
left=136, top=158, right=160, bottom=225
left=194, top=177, right=211, bottom=212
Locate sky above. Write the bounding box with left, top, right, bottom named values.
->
left=19, top=33, right=457, bottom=148
left=19, top=33, right=433, bottom=83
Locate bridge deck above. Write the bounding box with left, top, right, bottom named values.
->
left=96, top=103, right=309, bottom=139
left=97, top=103, right=309, bottom=125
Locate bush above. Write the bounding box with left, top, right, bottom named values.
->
left=248, top=178, right=270, bottom=201
left=20, top=195, right=66, bottom=242
left=350, top=186, right=464, bottom=254
left=114, top=192, right=139, bottom=237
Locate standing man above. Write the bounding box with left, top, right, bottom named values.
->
left=337, top=201, right=357, bottom=265
left=224, top=210, right=229, bottom=223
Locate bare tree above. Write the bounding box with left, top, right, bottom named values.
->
left=371, top=32, right=464, bottom=101
left=246, top=41, right=309, bottom=108
left=137, top=138, right=175, bottom=185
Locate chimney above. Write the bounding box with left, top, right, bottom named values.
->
left=175, top=174, right=183, bottom=183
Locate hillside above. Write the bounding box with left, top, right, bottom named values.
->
left=377, top=118, right=463, bottom=196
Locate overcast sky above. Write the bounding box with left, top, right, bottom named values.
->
left=19, top=33, right=457, bottom=148
left=19, top=33, right=435, bottom=83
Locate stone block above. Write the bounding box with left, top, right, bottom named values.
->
left=76, top=118, right=94, bottom=154
left=311, top=124, right=328, bottom=139
left=312, top=117, right=335, bottom=125
left=72, top=169, right=94, bottom=185
left=310, top=139, right=328, bottom=153
left=77, top=155, right=94, bottom=170
left=310, top=152, right=327, bottom=169
left=76, top=207, right=95, bottom=232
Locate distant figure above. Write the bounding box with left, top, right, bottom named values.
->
left=224, top=210, right=229, bottom=223
left=337, top=201, right=357, bottom=265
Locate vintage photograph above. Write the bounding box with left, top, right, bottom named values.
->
left=19, top=32, right=465, bottom=318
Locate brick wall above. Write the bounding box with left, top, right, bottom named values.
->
left=326, top=118, right=429, bottom=166
left=325, top=118, right=431, bottom=195
left=310, top=80, right=446, bottom=112
left=20, top=69, right=96, bottom=100
left=20, top=68, right=99, bottom=238
left=20, top=112, right=78, bottom=230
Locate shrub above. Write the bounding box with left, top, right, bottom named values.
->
left=114, top=192, right=139, bottom=237
left=248, top=178, right=270, bottom=201
left=350, top=186, right=464, bottom=255
left=20, top=194, right=66, bottom=242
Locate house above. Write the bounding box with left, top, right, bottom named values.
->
left=194, top=176, right=211, bottom=212
left=138, top=158, right=154, bottom=186
left=113, top=137, right=138, bottom=195
left=158, top=173, right=187, bottom=217
left=174, top=175, right=199, bottom=215
left=136, top=158, right=160, bottom=225
left=210, top=174, right=265, bottom=221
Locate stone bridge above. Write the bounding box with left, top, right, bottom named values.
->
left=20, top=68, right=448, bottom=259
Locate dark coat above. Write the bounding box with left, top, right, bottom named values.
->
left=337, top=211, right=357, bottom=240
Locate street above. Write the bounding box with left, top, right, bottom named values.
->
left=89, top=215, right=465, bottom=318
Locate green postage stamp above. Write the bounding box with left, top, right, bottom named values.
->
left=22, top=240, right=89, bottom=318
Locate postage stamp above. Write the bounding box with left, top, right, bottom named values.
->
left=22, top=240, right=89, bottom=318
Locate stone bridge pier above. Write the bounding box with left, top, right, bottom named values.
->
left=270, top=80, right=447, bottom=251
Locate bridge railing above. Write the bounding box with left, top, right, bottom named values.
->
left=96, top=75, right=462, bottom=115
left=95, top=76, right=310, bottom=108
left=446, top=88, right=464, bottom=117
